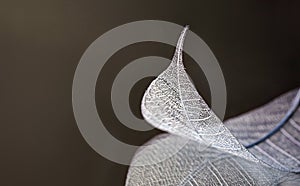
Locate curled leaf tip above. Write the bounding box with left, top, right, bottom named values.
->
left=173, top=25, right=189, bottom=67
left=141, top=25, right=259, bottom=162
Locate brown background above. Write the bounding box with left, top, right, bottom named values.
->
left=1, top=0, right=299, bottom=185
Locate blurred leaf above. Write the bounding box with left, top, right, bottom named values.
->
left=225, top=89, right=300, bottom=172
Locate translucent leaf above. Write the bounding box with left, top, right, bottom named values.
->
left=126, top=134, right=296, bottom=186
left=126, top=26, right=299, bottom=186
left=225, top=88, right=300, bottom=172
left=141, top=26, right=256, bottom=162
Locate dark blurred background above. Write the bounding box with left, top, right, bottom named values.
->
left=1, top=0, right=299, bottom=185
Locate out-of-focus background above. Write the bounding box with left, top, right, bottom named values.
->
left=1, top=0, right=299, bottom=185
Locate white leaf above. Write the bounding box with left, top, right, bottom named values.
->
left=126, top=26, right=300, bottom=186
left=126, top=134, right=295, bottom=186
left=141, top=26, right=257, bottom=162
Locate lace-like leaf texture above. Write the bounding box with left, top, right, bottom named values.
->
left=126, top=134, right=296, bottom=186
left=141, top=26, right=257, bottom=162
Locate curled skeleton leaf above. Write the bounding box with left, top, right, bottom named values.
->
left=141, top=26, right=256, bottom=162
left=126, top=26, right=300, bottom=185
left=225, top=89, right=300, bottom=173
